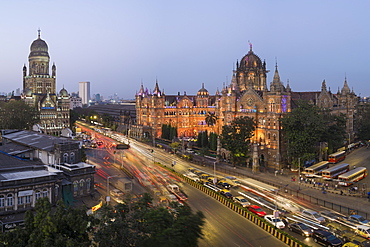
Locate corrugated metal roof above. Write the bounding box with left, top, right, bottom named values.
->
left=2, top=130, right=78, bottom=152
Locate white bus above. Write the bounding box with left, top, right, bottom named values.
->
left=303, top=161, right=329, bottom=177
left=338, top=167, right=368, bottom=186
left=321, top=163, right=350, bottom=180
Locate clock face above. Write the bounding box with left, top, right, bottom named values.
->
left=247, top=98, right=253, bottom=106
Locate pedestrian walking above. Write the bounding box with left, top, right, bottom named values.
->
left=340, top=190, right=344, bottom=195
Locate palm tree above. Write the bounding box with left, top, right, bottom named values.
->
left=205, top=112, right=217, bottom=127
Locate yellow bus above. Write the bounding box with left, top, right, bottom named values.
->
left=303, top=161, right=329, bottom=177
left=321, top=163, right=350, bottom=180
left=338, top=167, right=367, bottom=186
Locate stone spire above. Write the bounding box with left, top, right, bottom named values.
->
left=270, top=62, right=284, bottom=92
left=321, top=80, right=327, bottom=92
left=153, top=79, right=161, bottom=96
left=341, top=77, right=351, bottom=95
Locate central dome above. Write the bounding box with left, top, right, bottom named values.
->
left=29, top=33, right=49, bottom=58
left=240, top=49, right=263, bottom=69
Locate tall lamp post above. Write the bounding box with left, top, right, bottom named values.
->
left=298, top=158, right=301, bottom=190
left=106, top=175, right=118, bottom=204
left=213, top=161, right=217, bottom=185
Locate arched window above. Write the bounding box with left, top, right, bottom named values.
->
left=55, top=185, right=59, bottom=199
left=73, top=181, right=78, bottom=193
left=86, top=178, right=91, bottom=191
left=18, top=196, right=24, bottom=205
left=35, top=190, right=41, bottom=201
left=25, top=195, right=32, bottom=204
left=42, top=189, right=48, bottom=198
left=79, top=179, right=85, bottom=191
left=273, top=134, right=277, bottom=141
left=0, top=195, right=4, bottom=207
left=63, top=153, right=68, bottom=163
left=7, top=194, right=13, bottom=207
left=70, top=152, right=75, bottom=163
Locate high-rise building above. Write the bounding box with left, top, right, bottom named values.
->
left=22, top=30, right=70, bottom=136
left=79, top=81, right=90, bottom=105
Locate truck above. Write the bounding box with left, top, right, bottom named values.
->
left=167, top=184, right=187, bottom=201
left=327, top=222, right=370, bottom=244
left=112, top=177, right=133, bottom=193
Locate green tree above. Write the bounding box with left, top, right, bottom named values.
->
left=202, top=130, right=209, bottom=148
left=205, top=112, right=217, bottom=126
left=94, top=193, right=205, bottom=247
left=0, top=198, right=92, bottom=247
left=355, top=103, right=370, bottom=142
left=0, top=100, right=39, bottom=130
left=280, top=100, right=346, bottom=167
left=220, top=116, right=256, bottom=166
left=209, top=132, right=218, bottom=151
left=170, top=141, right=181, bottom=153
left=321, top=111, right=347, bottom=153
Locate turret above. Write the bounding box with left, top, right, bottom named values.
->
left=52, top=63, right=56, bottom=77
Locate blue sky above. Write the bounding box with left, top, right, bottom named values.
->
left=1, top=1, right=370, bottom=99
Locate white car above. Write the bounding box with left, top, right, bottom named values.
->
left=264, top=215, right=285, bottom=229
left=233, top=196, right=250, bottom=207
left=301, top=209, right=325, bottom=224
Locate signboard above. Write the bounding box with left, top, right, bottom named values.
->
left=116, top=144, right=130, bottom=149
left=92, top=201, right=103, bottom=212
left=18, top=190, right=33, bottom=197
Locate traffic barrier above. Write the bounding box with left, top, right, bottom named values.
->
left=159, top=164, right=308, bottom=247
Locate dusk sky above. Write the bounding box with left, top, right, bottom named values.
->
left=1, top=1, right=370, bottom=99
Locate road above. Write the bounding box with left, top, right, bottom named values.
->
left=78, top=127, right=292, bottom=246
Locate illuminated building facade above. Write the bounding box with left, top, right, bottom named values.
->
left=22, top=31, right=70, bottom=136
left=136, top=45, right=357, bottom=169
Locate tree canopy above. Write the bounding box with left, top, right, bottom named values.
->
left=0, top=198, right=92, bottom=247
left=281, top=100, right=346, bottom=167
left=93, top=193, right=205, bottom=247
left=355, top=103, right=370, bottom=142
left=0, top=194, right=205, bottom=247
left=220, top=116, right=256, bottom=166
left=0, top=100, right=39, bottom=130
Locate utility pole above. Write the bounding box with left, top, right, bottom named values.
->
left=298, top=158, right=301, bottom=190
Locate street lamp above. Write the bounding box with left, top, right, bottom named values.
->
left=213, top=161, right=217, bottom=185
left=107, top=175, right=118, bottom=204
left=298, top=158, right=301, bottom=190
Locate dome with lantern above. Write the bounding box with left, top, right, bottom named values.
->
left=239, top=44, right=263, bottom=70
left=29, top=30, right=49, bottom=58
left=59, top=87, right=69, bottom=97
left=197, top=83, right=209, bottom=97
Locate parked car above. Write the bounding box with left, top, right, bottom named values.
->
left=349, top=238, right=370, bottom=247
left=312, top=229, right=342, bottom=246
left=355, top=225, right=370, bottom=239
left=288, top=222, right=313, bottom=237
left=320, top=210, right=346, bottom=222
left=349, top=215, right=370, bottom=226
left=233, top=196, right=250, bottom=207
left=219, top=189, right=233, bottom=199
left=301, top=209, right=326, bottom=224
left=327, top=221, right=368, bottom=244
left=264, top=215, right=285, bottom=229
left=247, top=205, right=266, bottom=217
left=216, top=180, right=231, bottom=189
